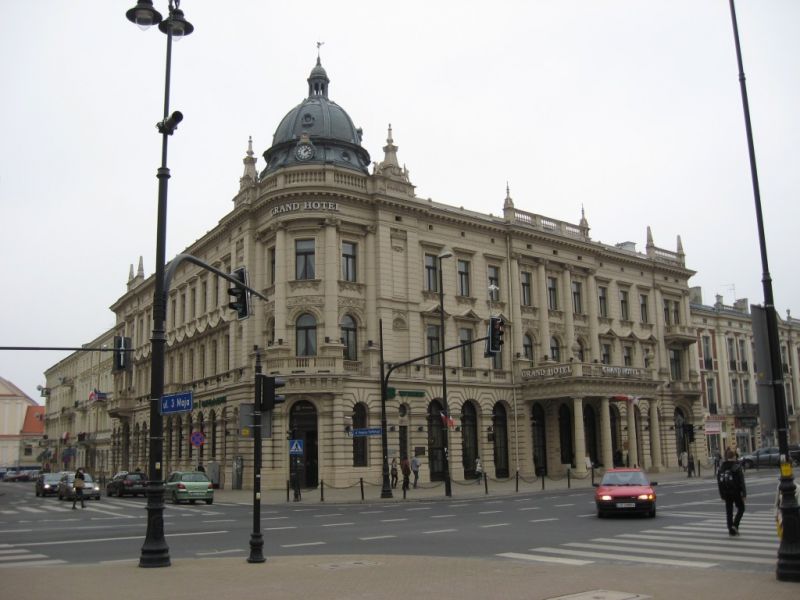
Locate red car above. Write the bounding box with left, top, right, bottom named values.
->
left=593, top=468, right=657, bottom=518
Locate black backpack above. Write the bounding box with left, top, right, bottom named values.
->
left=717, top=467, right=738, bottom=494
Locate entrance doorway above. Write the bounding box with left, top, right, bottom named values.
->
left=427, top=400, right=446, bottom=481
left=289, top=400, right=319, bottom=488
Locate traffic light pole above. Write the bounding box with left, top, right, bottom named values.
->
left=248, top=350, right=265, bottom=563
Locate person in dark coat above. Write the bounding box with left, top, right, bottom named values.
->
left=72, top=467, right=86, bottom=509
left=718, top=447, right=747, bottom=535
left=400, top=457, right=411, bottom=492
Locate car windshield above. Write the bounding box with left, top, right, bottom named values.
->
left=601, top=471, right=649, bottom=486
left=68, top=474, right=94, bottom=483
left=43, top=474, right=61, bottom=482
left=127, top=474, right=146, bottom=481
left=181, top=473, right=209, bottom=483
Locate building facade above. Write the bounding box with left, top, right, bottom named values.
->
left=42, top=329, right=115, bottom=478
left=0, top=377, right=40, bottom=473
left=87, top=60, right=706, bottom=490
left=691, top=290, right=800, bottom=458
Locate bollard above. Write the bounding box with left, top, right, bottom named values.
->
left=403, top=485, right=407, bottom=500
left=320, top=479, right=324, bottom=502
left=483, top=472, right=488, bottom=495
left=286, top=479, right=290, bottom=503
left=567, top=468, right=571, bottom=489
left=515, top=470, right=519, bottom=493
left=360, top=477, right=364, bottom=501
left=541, top=474, right=545, bottom=490
left=591, top=466, right=595, bottom=486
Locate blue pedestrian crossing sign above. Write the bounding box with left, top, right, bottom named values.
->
left=289, top=439, right=304, bottom=455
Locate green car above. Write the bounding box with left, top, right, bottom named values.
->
left=165, top=471, right=213, bottom=505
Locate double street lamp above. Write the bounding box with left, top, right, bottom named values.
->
left=125, top=0, right=194, bottom=569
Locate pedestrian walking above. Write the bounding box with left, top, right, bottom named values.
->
left=400, top=456, right=411, bottom=492
left=680, top=449, right=688, bottom=471
left=475, top=457, right=483, bottom=483
left=717, top=447, right=746, bottom=536
left=390, top=457, right=398, bottom=489
left=72, top=467, right=86, bottom=509
left=411, top=455, right=421, bottom=488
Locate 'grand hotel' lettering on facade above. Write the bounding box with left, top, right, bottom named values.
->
left=271, top=201, right=339, bottom=215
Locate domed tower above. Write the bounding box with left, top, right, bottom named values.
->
left=262, top=58, right=371, bottom=176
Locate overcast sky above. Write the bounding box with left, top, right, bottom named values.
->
left=2, top=0, right=798, bottom=404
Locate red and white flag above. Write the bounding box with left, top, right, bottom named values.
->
left=440, top=411, right=456, bottom=429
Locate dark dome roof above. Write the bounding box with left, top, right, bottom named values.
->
left=262, top=59, right=370, bottom=176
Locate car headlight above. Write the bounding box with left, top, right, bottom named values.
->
left=600, top=495, right=612, bottom=501
left=93, top=485, right=100, bottom=491
left=637, top=494, right=654, bottom=500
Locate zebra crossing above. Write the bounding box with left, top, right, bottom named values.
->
left=498, top=510, right=779, bottom=571
left=0, top=498, right=143, bottom=516
left=0, top=544, right=66, bottom=568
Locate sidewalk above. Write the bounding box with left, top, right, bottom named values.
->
left=213, top=467, right=709, bottom=505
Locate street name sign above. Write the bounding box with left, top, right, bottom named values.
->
left=160, top=391, right=193, bottom=415
left=351, top=427, right=383, bottom=437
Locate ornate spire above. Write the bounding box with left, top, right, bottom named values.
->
left=382, top=124, right=399, bottom=167
left=240, top=136, right=257, bottom=190
left=137, top=256, right=144, bottom=278
left=503, top=182, right=514, bottom=210
left=307, top=53, right=329, bottom=98
left=580, top=204, right=589, bottom=228
left=374, top=123, right=412, bottom=186
left=646, top=226, right=654, bottom=249
left=677, top=234, right=684, bottom=256
left=128, top=263, right=134, bottom=282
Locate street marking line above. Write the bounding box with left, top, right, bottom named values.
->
left=0, top=530, right=32, bottom=534
left=202, top=519, right=237, bottom=523
left=405, top=507, right=432, bottom=511
left=480, top=523, right=509, bottom=528
left=196, top=549, right=245, bottom=556
left=518, top=507, right=540, bottom=511
left=620, top=533, right=778, bottom=549
left=264, top=526, right=296, bottom=531
left=358, top=511, right=384, bottom=514
left=429, top=514, right=455, bottom=519
left=313, top=513, right=343, bottom=518
left=0, top=559, right=67, bottom=568
left=321, top=522, right=354, bottom=527
left=0, top=553, right=49, bottom=562
left=479, top=510, right=501, bottom=514
left=564, top=542, right=775, bottom=565
left=532, top=546, right=716, bottom=568
left=529, top=518, right=558, bottom=523
left=10, top=530, right=228, bottom=547
left=380, top=518, right=408, bottom=522
left=281, top=541, right=325, bottom=548
left=497, top=552, right=593, bottom=566
left=422, top=529, right=457, bottom=534
left=263, top=516, right=289, bottom=521
left=591, top=537, right=776, bottom=556
left=359, top=535, right=397, bottom=541
left=554, top=504, right=575, bottom=507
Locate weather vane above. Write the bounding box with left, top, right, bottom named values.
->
left=316, top=41, right=325, bottom=60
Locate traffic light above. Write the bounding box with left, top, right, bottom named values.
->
left=227, top=267, right=251, bottom=320
left=113, top=336, right=132, bottom=372
left=488, top=316, right=505, bottom=354
left=258, top=374, right=286, bottom=411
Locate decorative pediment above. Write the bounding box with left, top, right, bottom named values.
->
left=454, top=309, right=483, bottom=323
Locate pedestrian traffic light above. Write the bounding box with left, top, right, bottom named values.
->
left=227, top=267, right=251, bottom=320
left=488, top=316, right=505, bottom=354
left=112, top=335, right=132, bottom=372
left=258, top=374, right=286, bottom=411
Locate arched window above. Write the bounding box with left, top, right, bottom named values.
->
left=558, top=404, right=573, bottom=466
left=550, top=337, right=561, bottom=362
left=523, top=334, right=534, bottom=361
left=296, top=313, right=317, bottom=356
left=341, top=315, right=357, bottom=361
left=352, top=403, right=368, bottom=467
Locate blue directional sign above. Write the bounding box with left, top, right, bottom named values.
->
left=160, top=391, right=193, bottom=415
left=351, top=427, right=383, bottom=437
left=289, top=439, right=304, bottom=455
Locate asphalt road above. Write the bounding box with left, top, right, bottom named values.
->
left=0, top=471, right=784, bottom=573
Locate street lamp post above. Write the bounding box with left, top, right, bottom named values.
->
left=126, top=0, right=194, bottom=569
left=438, top=248, right=453, bottom=497
left=728, top=0, right=800, bottom=581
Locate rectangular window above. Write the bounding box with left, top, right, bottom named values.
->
left=268, top=247, right=276, bottom=285
left=547, top=276, right=558, bottom=310
left=190, top=287, right=196, bottom=320
left=672, top=301, right=681, bottom=326
left=295, top=239, right=315, bottom=280
left=427, top=324, right=441, bottom=365
left=670, top=348, right=682, bottom=380
left=707, top=378, right=717, bottom=412
left=342, top=241, right=357, bottom=282
left=727, top=338, right=737, bottom=371
left=201, top=281, right=207, bottom=314
left=598, top=286, right=608, bottom=318
left=702, top=335, right=713, bottom=370
left=458, top=260, right=471, bottom=296
left=488, top=266, right=500, bottom=301
left=521, top=271, right=532, bottom=306
left=623, top=345, right=633, bottom=366
left=459, top=328, right=473, bottom=367
left=619, top=289, right=629, bottom=320
left=738, top=338, right=748, bottom=371
left=663, top=299, right=671, bottom=326
left=572, top=281, right=583, bottom=314
left=425, top=254, right=438, bottom=292
left=731, top=378, right=740, bottom=405
left=601, top=344, right=611, bottom=365
left=639, top=294, right=649, bottom=323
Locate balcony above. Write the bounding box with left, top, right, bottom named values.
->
left=107, top=396, right=137, bottom=420
left=663, top=324, right=697, bottom=346
left=731, top=402, right=759, bottom=418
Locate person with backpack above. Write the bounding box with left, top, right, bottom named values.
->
left=717, top=447, right=746, bottom=535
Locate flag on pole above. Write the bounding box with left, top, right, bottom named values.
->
left=440, top=411, right=456, bottom=429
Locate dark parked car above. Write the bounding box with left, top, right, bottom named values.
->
left=35, top=472, right=64, bottom=497
left=742, top=446, right=800, bottom=469
left=57, top=472, right=101, bottom=501
left=106, top=472, right=148, bottom=497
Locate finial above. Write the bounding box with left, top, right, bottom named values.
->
left=128, top=264, right=134, bottom=282
left=137, top=256, right=144, bottom=277
left=677, top=234, right=684, bottom=255
left=316, top=41, right=324, bottom=62
left=503, top=182, right=514, bottom=210
left=646, top=226, right=654, bottom=246
left=247, top=135, right=254, bottom=157
left=387, top=123, right=393, bottom=144
left=579, top=204, right=589, bottom=228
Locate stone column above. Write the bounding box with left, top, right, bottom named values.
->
left=274, top=226, right=288, bottom=344
left=536, top=261, right=551, bottom=359
left=324, top=219, right=339, bottom=341
left=562, top=266, right=575, bottom=359
left=510, top=254, right=523, bottom=356
left=600, top=397, right=613, bottom=469
left=627, top=399, right=639, bottom=467
left=649, top=399, right=662, bottom=471
left=587, top=272, right=600, bottom=362
left=572, top=397, right=587, bottom=474
left=365, top=226, right=378, bottom=344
